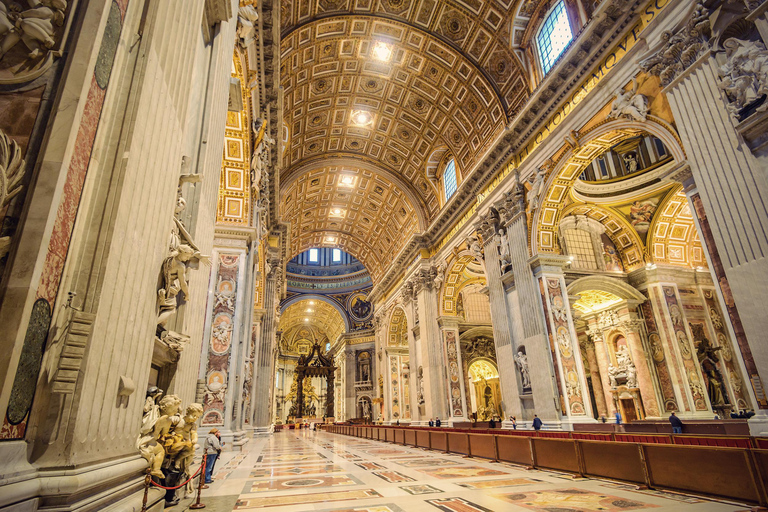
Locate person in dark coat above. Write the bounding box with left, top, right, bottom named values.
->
left=428, top=418, right=434, bottom=427
left=532, top=415, right=542, bottom=430
left=435, top=417, right=442, bottom=427
left=489, top=417, right=496, bottom=429
left=669, top=412, right=683, bottom=434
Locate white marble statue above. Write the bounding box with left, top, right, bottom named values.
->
left=158, top=164, right=209, bottom=348
left=468, top=236, right=483, bottom=262
left=515, top=350, right=531, bottom=389
left=718, top=38, right=768, bottom=117
left=236, top=4, right=259, bottom=46
left=433, top=261, right=446, bottom=289
left=608, top=78, right=649, bottom=122
left=0, top=0, right=67, bottom=61
left=0, top=129, right=27, bottom=259
left=527, top=164, right=547, bottom=212
left=623, top=153, right=639, bottom=173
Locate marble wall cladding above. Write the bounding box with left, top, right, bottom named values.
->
left=203, top=254, right=241, bottom=426
left=389, top=355, right=400, bottom=420
left=661, top=286, right=708, bottom=412
left=691, top=193, right=766, bottom=409
left=540, top=276, right=585, bottom=417
left=539, top=277, right=566, bottom=416
left=639, top=300, right=677, bottom=413
left=445, top=330, right=463, bottom=417
left=0, top=0, right=238, bottom=462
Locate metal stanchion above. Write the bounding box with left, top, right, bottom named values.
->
left=140, top=469, right=151, bottom=512
left=189, top=453, right=207, bottom=509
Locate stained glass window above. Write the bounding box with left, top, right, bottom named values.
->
left=443, top=159, right=457, bottom=201
left=537, top=1, right=573, bottom=75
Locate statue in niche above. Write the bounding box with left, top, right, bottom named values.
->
left=708, top=369, right=725, bottom=407
left=608, top=78, right=649, bottom=122
left=718, top=38, right=768, bottom=118
left=157, top=162, right=209, bottom=350
left=515, top=350, right=531, bottom=390
left=623, top=153, right=639, bottom=174
left=362, top=399, right=371, bottom=419
left=608, top=345, right=637, bottom=389
left=416, top=366, right=425, bottom=406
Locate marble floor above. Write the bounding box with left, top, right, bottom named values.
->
left=176, top=430, right=751, bottom=512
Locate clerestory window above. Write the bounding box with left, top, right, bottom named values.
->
left=537, top=1, right=573, bottom=75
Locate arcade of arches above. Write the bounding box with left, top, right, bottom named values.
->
left=1, top=0, right=768, bottom=510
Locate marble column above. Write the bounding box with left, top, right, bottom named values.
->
left=438, top=316, right=469, bottom=425
left=345, top=348, right=357, bottom=420
left=413, top=267, right=449, bottom=422
left=582, top=338, right=609, bottom=418
left=247, top=310, right=264, bottom=429
left=641, top=11, right=768, bottom=427
left=474, top=211, right=522, bottom=425
left=622, top=319, right=661, bottom=418
left=591, top=330, right=617, bottom=416
left=532, top=259, right=595, bottom=425
left=252, top=254, right=281, bottom=433
left=494, top=188, right=558, bottom=425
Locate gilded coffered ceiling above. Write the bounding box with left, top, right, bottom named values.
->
left=280, top=299, right=346, bottom=353
left=279, top=1, right=532, bottom=280
left=282, top=163, right=421, bottom=281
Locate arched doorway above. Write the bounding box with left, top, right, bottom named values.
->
left=467, top=359, right=501, bottom=421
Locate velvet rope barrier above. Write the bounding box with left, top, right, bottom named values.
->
left=140, top=454, right=208, bottom=511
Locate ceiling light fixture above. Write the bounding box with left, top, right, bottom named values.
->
left=372, top=41, right=392, bottom=62
left=339, top=175, right=355, bottom=186
left=351, top=110, right=372, bottom=126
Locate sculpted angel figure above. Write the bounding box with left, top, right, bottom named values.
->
left=608, top=78, right=649, bottom=122
left=0, top=0, right=67, bottom=61
left=527, top=164, right=548, bottom=212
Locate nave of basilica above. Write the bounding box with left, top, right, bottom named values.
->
left=1, top=0, right=768, bottom=510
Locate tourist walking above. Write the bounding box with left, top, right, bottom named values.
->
left=532, top=415, right=542, bottom=431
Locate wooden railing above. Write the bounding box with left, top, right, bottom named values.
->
left=325, top=424, right=768, bottom=506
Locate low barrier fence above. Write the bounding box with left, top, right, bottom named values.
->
left=327, top=425, right=768, bottom=506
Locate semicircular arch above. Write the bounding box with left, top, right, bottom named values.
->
left=532, top=117, right=686, bottom=256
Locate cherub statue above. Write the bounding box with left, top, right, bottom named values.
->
left=145, top=394, right=182, bottom=478
left=165, top=403, right=204, bottom=476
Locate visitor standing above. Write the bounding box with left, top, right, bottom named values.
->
left=428, top=418, right=434, bottom=427
left=511, top=416, right=517, bottom=429
left=436, top=417, right=442, bottom=427
left=203, top=428, right=222, bottom=484
left=532, top=415, right=542, bottom=431
left=614, top=410, right=622, bottom=424
left=489, top=417, right=496, bottom=429
left=669, top=412, right=683, bottom=434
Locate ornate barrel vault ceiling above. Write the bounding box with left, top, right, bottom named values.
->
left=280, top=299, right=346, bottom=353
left=279, top=1, right=533, bottom=282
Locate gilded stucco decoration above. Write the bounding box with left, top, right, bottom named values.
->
left=279, top=299, right=346, bottom=352
left=281, top=165, right=420, bottom=282
left=648, top=189, right=707, bottom=269
left=533, top=120, right=686, bottom=258
left=388, top=306, right=407, bottom=347
left=280, top=4, right=531, bottom=278
left=218, top=50, right=252, bottom=225
left=440, top=253, right=485, bottom=316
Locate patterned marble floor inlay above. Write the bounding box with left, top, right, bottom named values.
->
left=246, top=474, right=360, bottom=492
left=235, top=489, right=383, bottom=509
left=418, top=466, right=510, bottom=479
left=495, top=488, right=658, bottom=511
left=456, top=477, right=544, bottom=489
left=371, top=470, right=415, bottom=483
left=426, top=497, right=495, bottom=512
left=197, top=430, right=748, bottom=512
left=249, top=463, right=344, bottom=477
